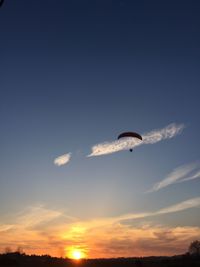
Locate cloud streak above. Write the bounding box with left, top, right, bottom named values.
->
left=91, top=196, right=200, bottom=226
left=17, top=205, right=63, bottom=228
left=88, top=123, right=184, bottom=157
left=147, top=162, right=200, bottom=193
left=54, top=153, right=71, bottom=166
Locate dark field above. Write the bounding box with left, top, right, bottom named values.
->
left=0, top=253, right=200, bottom=267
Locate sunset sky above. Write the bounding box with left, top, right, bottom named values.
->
left=0, top=0, right=200, bottom=259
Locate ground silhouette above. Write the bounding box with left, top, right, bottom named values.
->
left=0, top=252, right=200, bottom=267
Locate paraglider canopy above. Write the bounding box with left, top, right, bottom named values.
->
left=0, top=0, right=4, bottom=7
left=118, top=132, right=142, bottom=141
left=117, top=131, right=142, bottom=152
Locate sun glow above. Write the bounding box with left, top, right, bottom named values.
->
left=71, top=250, right=83, bottom=260
left=67, top=247, right=86, bottom=260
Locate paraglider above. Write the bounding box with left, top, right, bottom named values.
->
left=0, top=0, right=4, bottom=8
left=118, top=132, right=142, bottom=152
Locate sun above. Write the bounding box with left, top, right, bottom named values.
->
left=67, top=247, right=86, bottom=260
left=71, top=250, right=83, bottom=260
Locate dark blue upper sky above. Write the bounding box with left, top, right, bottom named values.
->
left=0, top=1, right=200, bottom=252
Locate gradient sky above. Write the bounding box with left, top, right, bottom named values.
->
left=0, top=0, right=200, bottom=259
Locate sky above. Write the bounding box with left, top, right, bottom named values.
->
left=0, top=0, right=200, bottom=259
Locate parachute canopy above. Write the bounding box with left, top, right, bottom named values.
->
left=117, top=132, right=142, bottom=141
left=117, top=132, right=142, bottom=152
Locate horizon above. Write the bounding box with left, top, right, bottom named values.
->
left=0, top=248, right=195, bottom=259
left=0, top=0, right=200, bottom=259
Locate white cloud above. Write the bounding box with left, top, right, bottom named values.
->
left=17, top=205, right=63, bottom=228
left=88, top=123, right=184, bottom=157
left=147, top=162, right=200, bottom=193
left=181, top=171, right=200, bottom=182
left=111, top=197, right=200, bottom=224
left=54, top=153, right=71, bottom=166
left=157, top=197, right=200, bottom=215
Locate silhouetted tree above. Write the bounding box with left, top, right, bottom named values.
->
left=4, top=247, right=12, bottom=254
left=16, top=246, right=24, bottom=255
left=189, top=240, right=200, bottom=255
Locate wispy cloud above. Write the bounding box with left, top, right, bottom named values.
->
left=54, top=153, right=71, bottom=166
left=147, top=162, right=200, bottom=193
left=92, top=196, right=200, bottom=225
left=180, top=171, right=200, bottom=182
left=0, top=224, right=14, bottom=233
left=157, top=197, right=200, bottom=215
left=88, top=123, right=184, bottom=157
left=17, top=205, right=63, bottom=228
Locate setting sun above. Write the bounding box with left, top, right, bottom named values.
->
left=71, top=250, right=83, bottom=260
left=66, top=247, right=86, bottom=260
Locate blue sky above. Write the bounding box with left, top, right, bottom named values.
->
left=0, top=0, right=200, bottom=258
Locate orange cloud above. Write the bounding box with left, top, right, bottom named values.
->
left=0, top=200, right=200, bottom=258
